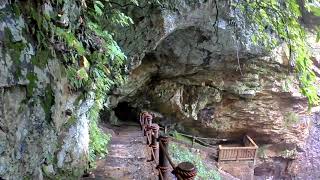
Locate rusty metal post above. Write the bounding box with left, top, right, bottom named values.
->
left=158, top=135, right=170, bottom=180
left=141, top=112, right=147, bottom=136
left=140, top=112, right=146, bottom=130
left=174, top=162, right=197, bottom=180
left=146, top=114, right=152, bottom=126
left=143, top=113, right=153, bottom=136
left=150, top=124, right=159, bottom=162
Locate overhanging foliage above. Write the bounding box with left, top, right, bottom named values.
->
left=232, top=0, right=320, bottom=106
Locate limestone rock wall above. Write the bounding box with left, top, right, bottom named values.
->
left=0, top=3, right=90, bottom=179
left=108, top=0, right=320, bottom=179
left=1, top=0, right=319, bottom=179
left=113, top=0, right=309, bottom=147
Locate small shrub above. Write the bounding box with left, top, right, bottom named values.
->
left=172, top=131, right=192, bottom=144
left=88, top=120, right=111, bottom=168
left=88, top=104, right=111, bottom=169
left=284, top=112, right=299, bottom=128
left=280, top=148, right=297, bottom=159
left=257, top=145, right=268, bottom=159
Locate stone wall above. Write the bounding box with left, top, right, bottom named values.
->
left=0, top=2, right=90, bottom=179
left=112, top=0, right=309, bottom=147
left=1, top=0, right=320, bottom=179
left=108, top=0, right=320, bottom=178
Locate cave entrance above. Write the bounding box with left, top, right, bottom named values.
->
left=113, top=101, right=139, bottom=124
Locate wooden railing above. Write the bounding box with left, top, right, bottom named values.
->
left=167, top=130, right=228, bottom=148
left=140, top=111, right=197, bottom=180
left=218, top=135, right=258, bottom=163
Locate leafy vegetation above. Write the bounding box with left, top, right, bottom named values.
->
left=8, top=0, right=143, bottom=169
left=280, top=148, right=298, bottom=159
left=284, top=111, right=300, bottom=128
left=6, top=0, right=320, bottom=175
left=232, top=0, right=320, bottom=106
left=26, top=72, right=38, bottom=98
left=41, top=85, right=55, bottom=123
left=257, top=145, right=268, bottom=159
left=3, top=27, right=26, bottom=78
left=171, top=130, right=193, bottom=144
left=169, top=143, right=221, bottom=180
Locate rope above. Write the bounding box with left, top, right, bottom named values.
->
left=159, top=141, right=176, bottom=169
left=150, top=147, right=158, bottom=164
left=158, top=169, right=164, bottom=180
left=173, top=131, right=227, bottom=141
left=166, top=131, right=228, bottom=149
left=141, top=112, right=200, bottom=179
left=146, top=131, right=152, bottom=145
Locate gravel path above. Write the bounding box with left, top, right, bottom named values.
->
left=84, top=124, right=158, bottom=180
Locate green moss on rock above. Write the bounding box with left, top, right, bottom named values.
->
left=26, top=72, right=38, bottom=98
left=41, top=85, right=54, bottom=123
left=3, top=27, right=26, bottom=78
left=284, top=112, right=299, bottom=128
left=31, top=49, right=51, bottom=69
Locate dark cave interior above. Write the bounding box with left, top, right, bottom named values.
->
left=113, top=101, right=140, bottom=123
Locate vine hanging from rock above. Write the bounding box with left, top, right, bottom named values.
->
left=231, top=0, right=320, bottom=106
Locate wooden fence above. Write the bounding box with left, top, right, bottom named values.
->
left=218, top=135, right=258, bottom=163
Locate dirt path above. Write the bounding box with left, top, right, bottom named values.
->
left=85, top=123, right=158, bottom=180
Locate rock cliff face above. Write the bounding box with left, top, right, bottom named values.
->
left=112, top=0, right=308, bottom=145
left=107, top=0, right=320, bottom=179
left=0, top=2, right=91, bottom=179
left=1, top=0, right=320, bottom=179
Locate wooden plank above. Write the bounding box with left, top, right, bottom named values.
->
left=234, top=149, right=238, bottom=160
left=237, top=157, right=254, bottom=160
left=246, top=135, right=258, bottom=148
left=225, top=149, right=228, bottom=160
left=218, top=149, right=257, bottom=161
left=219, top=146, right=257, bottom=150
left=227, top=149, right=231, bottom=159
left=218, top=136, right=258, bottom=162
left=218, top=147, right=222, bottom=161
left=239, top=149, right=244, bottom=158
left=253, top=149, right=257, bottom=166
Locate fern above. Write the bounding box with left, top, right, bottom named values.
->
left=94, top=1, right=104, bottom=16
left=234, top=0, right=320, bottom=106
left=88, top=104, right=111, bottom=167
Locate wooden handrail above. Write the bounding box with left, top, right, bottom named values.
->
left=172, top=131, right=228, bottom=141
left=219, top=146, right=257, bottom=150
left=245, top=135, right=258, bottom=148
left=218, top=135, right=258, bottom=162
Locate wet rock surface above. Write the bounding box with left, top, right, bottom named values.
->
left=0, top=3, right=91, bottom=179
left=106, top=1, right=320, bottom=179
left=289, top=113, right=320, bottom=179
left=1, top=0, right=320, bottom=179
left=111, top=0, right=310, bottom=147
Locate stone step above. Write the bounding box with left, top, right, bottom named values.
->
left=110, top=137, right=145, bottom=144
left=104, top=155, right=148, bottom=165
left=84, top=125, right=158, bottom=180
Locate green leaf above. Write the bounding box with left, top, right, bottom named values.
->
left=77, top=68, right=89, bottom=81
left=310, top=5, right=320, bottom=16
left=80, top=56, right=90, bottom=69
left=94, top=1, right=104, bottom=16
